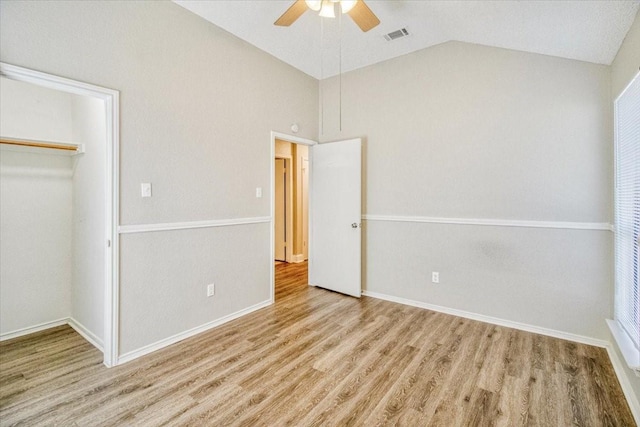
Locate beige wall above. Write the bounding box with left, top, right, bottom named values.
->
left=610, top=8, right=640, bottom=409
left=321, top=41, right=613, bottom=340
left=612, top=10, right=640, bottom=99
left=0, top=0, right=318, bottom=354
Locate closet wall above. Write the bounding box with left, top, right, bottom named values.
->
left=0, top=77, right=105, bottom=347
left=70, top=94, right=106, bottom=346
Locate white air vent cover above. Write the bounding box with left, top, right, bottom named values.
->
left=384, top=28, right=410, bottom=41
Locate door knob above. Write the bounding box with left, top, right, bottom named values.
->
left=352, top=223, right=359, bottom=228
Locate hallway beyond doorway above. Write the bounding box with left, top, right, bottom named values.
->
left=274, top=261, right=308, bottom=301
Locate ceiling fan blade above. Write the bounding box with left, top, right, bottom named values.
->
left=274, top=0, right=309, bottom=26
left=348, top=0, right=380, bottom=32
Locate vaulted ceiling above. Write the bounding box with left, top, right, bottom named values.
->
left=174, top=0, right=639, bottom=79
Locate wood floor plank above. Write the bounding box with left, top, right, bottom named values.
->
left=0, top=261, right=636, bottom=426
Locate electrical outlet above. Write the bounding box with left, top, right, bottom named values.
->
left=431, top=272, right=439, bottom=283
left=207, top=283, right=215, bottom=297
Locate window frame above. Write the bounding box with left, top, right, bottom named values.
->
left=610, top=70, right=640, bottom=375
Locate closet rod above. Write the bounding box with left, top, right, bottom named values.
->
left=0, top=137, right=81, bottom=152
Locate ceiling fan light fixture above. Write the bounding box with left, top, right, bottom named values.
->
left=305, top=0, right=322, bottom=12
left=319, top=0, right=336, bottom=18
left=340, top=0, right=357, bottom=14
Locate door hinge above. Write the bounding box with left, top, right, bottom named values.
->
left=107, top=239, right=111, bottom=247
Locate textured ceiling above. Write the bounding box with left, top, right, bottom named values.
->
left=174, top=0, right=639, bottom=79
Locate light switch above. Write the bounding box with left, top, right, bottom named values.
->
left=256, top=187, right=262, bottom=198
left=141, top=183, right=152, bottom=198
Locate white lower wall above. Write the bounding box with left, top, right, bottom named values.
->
left=118, top=223, right=270, bottom=354
left=364, top=220, right=612, bottom=340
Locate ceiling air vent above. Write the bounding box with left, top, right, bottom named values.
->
left=384, top=28, right=410, bottom=41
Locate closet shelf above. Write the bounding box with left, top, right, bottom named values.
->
left=0, top=137, right=84, bottom=156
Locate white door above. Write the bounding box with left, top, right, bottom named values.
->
left=274, top=158, right=286, bottom=261
left=309, top=139, right=361, bottom=297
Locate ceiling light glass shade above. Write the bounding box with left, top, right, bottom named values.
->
left=319, top=0, right=335, bottom=18
left=305, top=0, right=322, bottom=11
left=340, top=0, right=357, bottom=14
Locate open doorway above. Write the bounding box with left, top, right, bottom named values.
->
left=271, top=133, right=314, bottom=301
left=0, top=62, right=120, bottom=367
left=270, top=132, right=363, bottom=301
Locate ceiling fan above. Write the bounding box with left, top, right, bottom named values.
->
left=275, top=0, right=380, bottom=32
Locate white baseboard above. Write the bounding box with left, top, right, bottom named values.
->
left=361, top=290, right=609, bottom=348
left=606, top=319, right=640, bottom=374
left=0, top=318, right=103, bottom=352
left=605, top=342, right=640, bottom=424
left=0, top=318, right=69, bottom=341
left=68, top=317, right=104, bottom=352
left=290, top=254, right=306, bottom=263
left=117, top=299, right=273, bottom=365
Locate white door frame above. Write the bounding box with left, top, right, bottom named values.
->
left=270, top=131, right=316, bottom=303
left=1, top=62, right=120, bottom=367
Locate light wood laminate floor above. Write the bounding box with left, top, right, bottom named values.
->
left=0, top=261, right=635, bottom=426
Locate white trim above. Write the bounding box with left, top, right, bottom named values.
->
left=0, top=317, right=104, bottom=353
left=290, top=254, right=306, bottom=263
left=117, top=299, right=272, bottom=365
left=105, top=84, right=120, bottom=368
left=0, top=318, right=69, bottom=341
left=1, top=62, right=120, bottom=368
left=607, top=319, right=640, bottom=374
left=271, top=135, right=276, bottom=303
left=361, top=290, right=609, bottom=348
left=118, top=217, right=271, bottom=234
left=615, top=70, right=640, bottom=102
left=271, top=131, right=317, bottom=147
left=68, top=317, right=104, bottom=352
left=605, top=340, right=640, bottom=423
left=363, top=214, right=612, bottom=231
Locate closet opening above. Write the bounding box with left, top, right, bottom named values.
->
left=0, top=63, right=119, bottom=367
